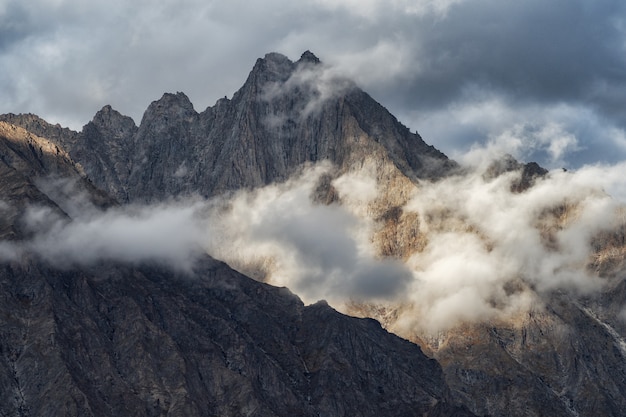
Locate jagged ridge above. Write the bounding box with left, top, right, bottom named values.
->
left=1, top=51, right=454, bottom=203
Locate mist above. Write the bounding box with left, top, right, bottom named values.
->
left=199, top=157, right=626, bottom=334
left=3, top=153, right=626, bottom=336
left=3, top=193, right=209, bottom=271
left=203, top=163, right=413, bottom=302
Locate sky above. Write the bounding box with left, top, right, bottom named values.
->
left=2, top=0, right=626, bottom=168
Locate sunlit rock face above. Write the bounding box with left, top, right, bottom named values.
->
left=0, top=121, right=114, bottom=240
left=4, top=50, right=626, bottom=417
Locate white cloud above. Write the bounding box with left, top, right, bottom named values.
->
left=203, top=163, right=412, bottom=302
left=15, top=198, right=208, bottom=271
left=475, top=122, right=580, bottom=167
left=405, top=96, right=622, bottom=169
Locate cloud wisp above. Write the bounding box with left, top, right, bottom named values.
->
left=23, top=202, right=208, bottom=271
left=0, top=189, right=209, bottom=271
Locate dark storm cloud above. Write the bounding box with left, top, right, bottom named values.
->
left=0, top=3, right=30, bottom=51
left=1, top=0, right=626, bottom=167
left=391, top=0, right=626, bottom=108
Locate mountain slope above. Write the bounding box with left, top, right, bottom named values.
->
left=0, top=256, right=474, bottom=416
left=415, top=297, right=626, bottom=417
left=0, top=121, right=112, bottom=240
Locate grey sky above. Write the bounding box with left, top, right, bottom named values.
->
left=1, top=0, right=625, bottom=168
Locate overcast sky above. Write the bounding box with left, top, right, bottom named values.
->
left=2, top=0, right=626, bottom=168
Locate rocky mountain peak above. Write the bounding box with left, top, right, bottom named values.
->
left=260, top=51, right=294, bottom=69
left=137, top=92, right=198, bottom=135
left=92, top=104, right=136, bottom=128
left=245, top=52, right=296, bottom=89
left=297, top=50, right=321, bottom=65
left=143, top=92, right=196, bottom=117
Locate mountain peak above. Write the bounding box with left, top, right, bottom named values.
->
left=154, top=92, right=195, bottom=110
left=263, top=52, right=291, bottom=64
left=245, top=51, right=321, bottom=90
left=138, top=92, right=197, bottom=127
left=248, top=52, right=295, bottom=85
left=298, top=50, right=321, bottom=65
left=92, top=104, right=137, bottom=130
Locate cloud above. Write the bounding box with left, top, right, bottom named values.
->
left=203, top=163, right=412, bottom=302
left=460, top=122, right=580, bottom=169
left=312, top=0, right=466, bottom=22
left=3, top=183, right=209, bottom=271
left=393, top=156, right=626, bottom=333
left=406, top=96, right=626, bottom=169
left=23, top=202, right=207, bottom=270
left=3, top=154, right=626, bottom=335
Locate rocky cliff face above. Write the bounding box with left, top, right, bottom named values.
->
left=0, top=122, right=112, bottom=240
left=0, top=254, right=475, bottom=417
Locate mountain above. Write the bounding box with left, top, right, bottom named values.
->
left=3, top=50, right=626, bottom=417
left=0, top=53, right=476, bottom=416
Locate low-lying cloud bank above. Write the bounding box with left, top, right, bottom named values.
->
left=1, top=198, right=208, bottom=271
left=3, top=156, right=626, bottom=334
left=400, top=161, right=624, bottom=332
